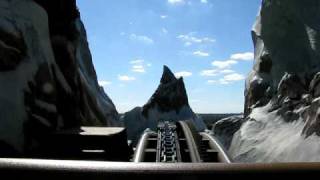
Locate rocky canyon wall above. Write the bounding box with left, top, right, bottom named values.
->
left=0, top=0, right=119, bottom=156
left=227, top=0, right=320, bottom=162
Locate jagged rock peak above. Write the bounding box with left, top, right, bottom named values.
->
left=160, top=65, right=177, bottom=84
left=143, top=66, right=189, bottom=116
left=123, top=65, right=206, bottom=143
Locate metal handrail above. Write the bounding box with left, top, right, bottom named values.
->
left=1, top=158, right=320, bottom=178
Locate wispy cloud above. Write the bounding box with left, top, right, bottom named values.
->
left=219, top=73, right=245, bottom=84
left=175, top=71, right=193, bottom=78
left=202, top=51, right=250, bottom=85
left=212, top=60, right=237, bottom=69
left=177, top=33, right=215, bottom=46
left=230, top=52, right=254, bottom=61
left=130, top=59, right=144, bottom=64
left=168, top=0, right=208, bottom=6
left=200, top=69, right=235, bottom=77
left=118, top=75, right=136, bottom=81
left=132, top=65, right=145, bottom=73
left=219, top=69, right=235, bottom=74
left=201, top=52, right=252, bottom=78
left=98, top=80, right=112, bottom=86
left=129, top=34, right=154, bottom=44
left=193, top=51, right=210, bottom=57
left=160, top=15, right=168, bottom=19
left=130, top=59, right=151, bottom=73
left=162, top=28, right=168, bottom=34
left=223, top=73, right=245, bottom=81
left=207, top=73, right=245, bottom=85
left=168, top=0, right=185, bottom=5
left=200, top=69, right=218, bottom=76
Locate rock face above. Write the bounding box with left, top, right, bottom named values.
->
left=0, top=0, right=119, bottom=156
left=229, top=0, right=320, bottom=162
left=123, top=66, right=206, bottom=143
left=212, top=115, right=244, bottom=150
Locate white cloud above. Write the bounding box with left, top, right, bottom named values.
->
left=200, top=0, right=208, bottom=3
left=132, top=65, right=145, bottom=73
left=177, top=33, right=215, bottom=46
left=220, top=69, right=235, bottom=74
left=230, top=52, right=254, bottom=61
left=118, top=75, right=136, bottom=81
left=98, top=81, right=112, bottom=86
left=162, top=28, right=168, bottom=34
left=174, top=71, right=192, bottom=78
left=193, top=51, right=210, bottom=57
left=212, top=60, right=237, bottom=69
left=219, top=79, right=230, bottom=85
left=200, top=68, right=235, bottom=77
left=200, top=69, right=218, bottom=76
left=130, top=59, right=151, bottom=73
left=207, top=79, right=229, bottom=85
left=184, top=42, right=192, bottom=46
left=222, top=73, right=245, bottom=82
left=209, top=74, right=245, bottom=85
left=129, top=34, right=154, bottom=44
left=130, top=59, right=144, bottom=64
left=160, top=15, right=168, bottom=19
left=168, top=0, right=185, bottom=5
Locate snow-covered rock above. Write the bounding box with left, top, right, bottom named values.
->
left=230, top=0, right=320, bottom=162
left=123, top=66, right=206, bottom=143
left=0, top=0, right=119, bottom=155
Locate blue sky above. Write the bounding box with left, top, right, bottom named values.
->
left=77, top=0, right=261, bottom=113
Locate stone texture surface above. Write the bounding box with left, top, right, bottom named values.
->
left=212, top=115, right=244, bottom=150
left=229, top=0, right=320, bottom=162
left=123, top=66, right=206, bottom=144
left=0, top=0, right=119, bottom=156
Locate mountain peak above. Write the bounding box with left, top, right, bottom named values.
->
left=160, top=65, right=177, bottom=84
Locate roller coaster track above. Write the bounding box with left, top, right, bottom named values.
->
left=133, top=120, right=231, bottom=163
left=0, top=121, right=320, bottom=178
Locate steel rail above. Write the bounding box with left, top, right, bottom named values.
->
left=133, top=131, right=156, bottom=162
left=200, top=132, right=232, bottom=163
left=177, top=121, right=202, bottom=162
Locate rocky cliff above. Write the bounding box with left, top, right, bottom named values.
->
left=0, top=0, right=119, bottom=156
left=227, top=0, right=320, bottom=162
left=123, top=66, right=206, bottom=144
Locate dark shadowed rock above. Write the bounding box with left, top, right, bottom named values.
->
left=124, top=66, right=206, bottom=144
left=277, top=73, right=307, bottom=100
left=309, top=72, right=320, bottom=98
left=212, top=115, right=244, bottom=150
left=0, top=0, right=119, bottom=155
left=0, top=27, right=26, bottom=71
left=142, top=65, right=189, bottom=116
left=160, top=65, right=177, bottom=84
